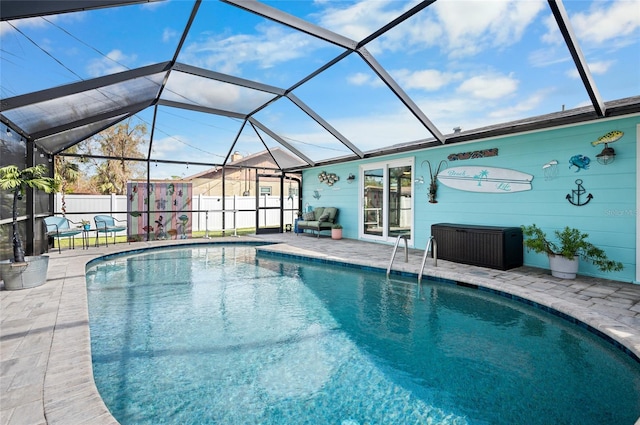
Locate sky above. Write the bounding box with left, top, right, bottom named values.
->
left=1, top=0, right=639, bottom=178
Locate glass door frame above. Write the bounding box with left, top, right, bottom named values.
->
left=359, top=157, right=415, bottom=246
left=255, top=172, right=283, bottom=234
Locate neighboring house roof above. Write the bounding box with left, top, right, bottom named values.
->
left=184, top=148, right=303, bottom=180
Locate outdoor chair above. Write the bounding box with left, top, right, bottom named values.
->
left=94, top=215, right=127, bottom=247
left=44, top=216, right=82, bottom=253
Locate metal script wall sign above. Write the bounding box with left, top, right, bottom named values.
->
left=448, top=148, right=498, bottom=161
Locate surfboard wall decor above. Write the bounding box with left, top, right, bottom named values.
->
left=437, top=166, right=533, bottom=193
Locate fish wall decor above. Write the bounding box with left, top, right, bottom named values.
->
left=591, top=130, right=623, bottom=146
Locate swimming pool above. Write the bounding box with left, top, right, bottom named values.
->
left=86, top=245, right=640, bottom=424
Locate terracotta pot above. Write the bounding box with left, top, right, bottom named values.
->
left=548, top=254, right=579, bottom=279
left=331, top=229, right=342, bottom=240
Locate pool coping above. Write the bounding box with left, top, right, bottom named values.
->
left=1, top=236, right=639, bottom=425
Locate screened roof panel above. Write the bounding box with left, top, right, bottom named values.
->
left=180, top=0, right=348, bottom=89
left=161, top=70, right=279, bottom=114
left=1, top=0, right=638, bottom=175
left=149, top=106, right=243, bottom=164
left=232, top=128, right=308, bottom=170
left=2, top=72, right=165, bottom=136
left=230, top=124, right=274, bottom=159
left=292, top=52, right=432, bottom=152
left=0, top=1, right=189, bottom=97
left=369, top=0, right=592, bottom=134
left=563, top=0, right=640, bottom=103
left=253, top=96, right=356, bottom=163
left=276, top=0, right=421, bottom=41
left=44, top=114, right=129, bottom=155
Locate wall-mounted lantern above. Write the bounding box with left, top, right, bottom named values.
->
left=592, top=130, right=622, bottom=166
left=347, top=173, right=355, bottom=183
left=596, top=144, right=616, bottom=165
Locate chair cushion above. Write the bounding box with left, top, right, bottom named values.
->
left=302, top=211, right=315, bottom=221
left=313, top=207, right=325, bottom=219
left=323, top=207, right=338, bottom=223
left=317, top=212, right=330, bottom=222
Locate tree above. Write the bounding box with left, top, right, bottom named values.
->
left=80, top=119, right=147, bottom=195
left=55, top=155, right=80, bottom=214
left=0, top=165, right=57, bottom=263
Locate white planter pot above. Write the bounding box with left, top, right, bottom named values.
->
left=548, top=254, right=579, bottom=279
left=0, top=256, right=50, bottom=290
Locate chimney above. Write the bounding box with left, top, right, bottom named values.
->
left=231, top=151, right=243, bottom=162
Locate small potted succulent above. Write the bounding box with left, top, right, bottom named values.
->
left=331, top=223, right=343, bottom=240
left=521, top=224, right=623, bottom=279
left=81, top=219, right=91, bottom=230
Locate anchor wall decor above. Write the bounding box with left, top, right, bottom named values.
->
left=566, top=179, right=592, bottom=206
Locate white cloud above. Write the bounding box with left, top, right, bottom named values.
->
left=324, top=109, right=432, bottom=149
left=0, top=17, right=47, bottom=36
left=457, top=73, right=519, bottom=100
left=571, top=0, right=640, bottom=45
left=347, top=72, right=374, bottom=86
left=541, top=1, right=640, bottom=49
left=394, top=69, right=463, bottom=92
left=488, top=90, right=549, bottom=120
left=182, top=24, right=316, bottom=76
left=317, top=0, right=545, bottom=58
left=150, top=135, right=184, bottom=159
left=541, top=13, right=562, bottom=45
left=432, top=0, right=545, bottom=58
left=317, top=0, right=416, bottom=41
left=86, top=49, right=134, bottom=77
left=163, top=28, right=178, bottom=43
left=528, top=46, right=571, bottom=68
left=566, top=60, right=614, bottom=79
left=370, top=14, right=442, bottom=55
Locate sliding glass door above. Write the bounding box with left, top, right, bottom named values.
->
left=362, top=167, right=384, bottom=237
left=360, top=159, right=414, bottom=244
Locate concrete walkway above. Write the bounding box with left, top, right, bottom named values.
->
left=1, top=234, right=639, bottom=425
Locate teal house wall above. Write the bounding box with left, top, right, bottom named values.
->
left=301, top=116, right=638, bottom=283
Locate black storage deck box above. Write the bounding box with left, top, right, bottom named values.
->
left=431, top=223, right=523, bottom=270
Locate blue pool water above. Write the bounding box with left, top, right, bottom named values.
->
left=86, top=246, right=640, bottom=424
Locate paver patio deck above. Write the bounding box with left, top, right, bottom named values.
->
left=1, top=234, right=639, bottom=425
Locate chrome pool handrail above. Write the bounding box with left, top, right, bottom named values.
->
left=418, top=236, right=437, bottom=284
left=386, top=234, right=409, bottom=277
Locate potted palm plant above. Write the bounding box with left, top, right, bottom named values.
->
left=521, top=224, right=623, bottom=279
left=0, top=164, right=58, bottom=290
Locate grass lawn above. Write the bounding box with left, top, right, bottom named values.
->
left=51, top=228, right=258, bottom=250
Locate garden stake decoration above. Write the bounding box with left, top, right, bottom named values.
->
left=422, top=160, right=447, bottom=203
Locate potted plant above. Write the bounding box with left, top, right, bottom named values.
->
left=331, top=223, right=343, bottom=240
left=521, top=224, right=623, bottom=279
left=81, top=219, right=91, bottom=230
left=0, top=164, right=58, bottom=290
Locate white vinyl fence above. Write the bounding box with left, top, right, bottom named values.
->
left=55, top=193, right=300, bottom=238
